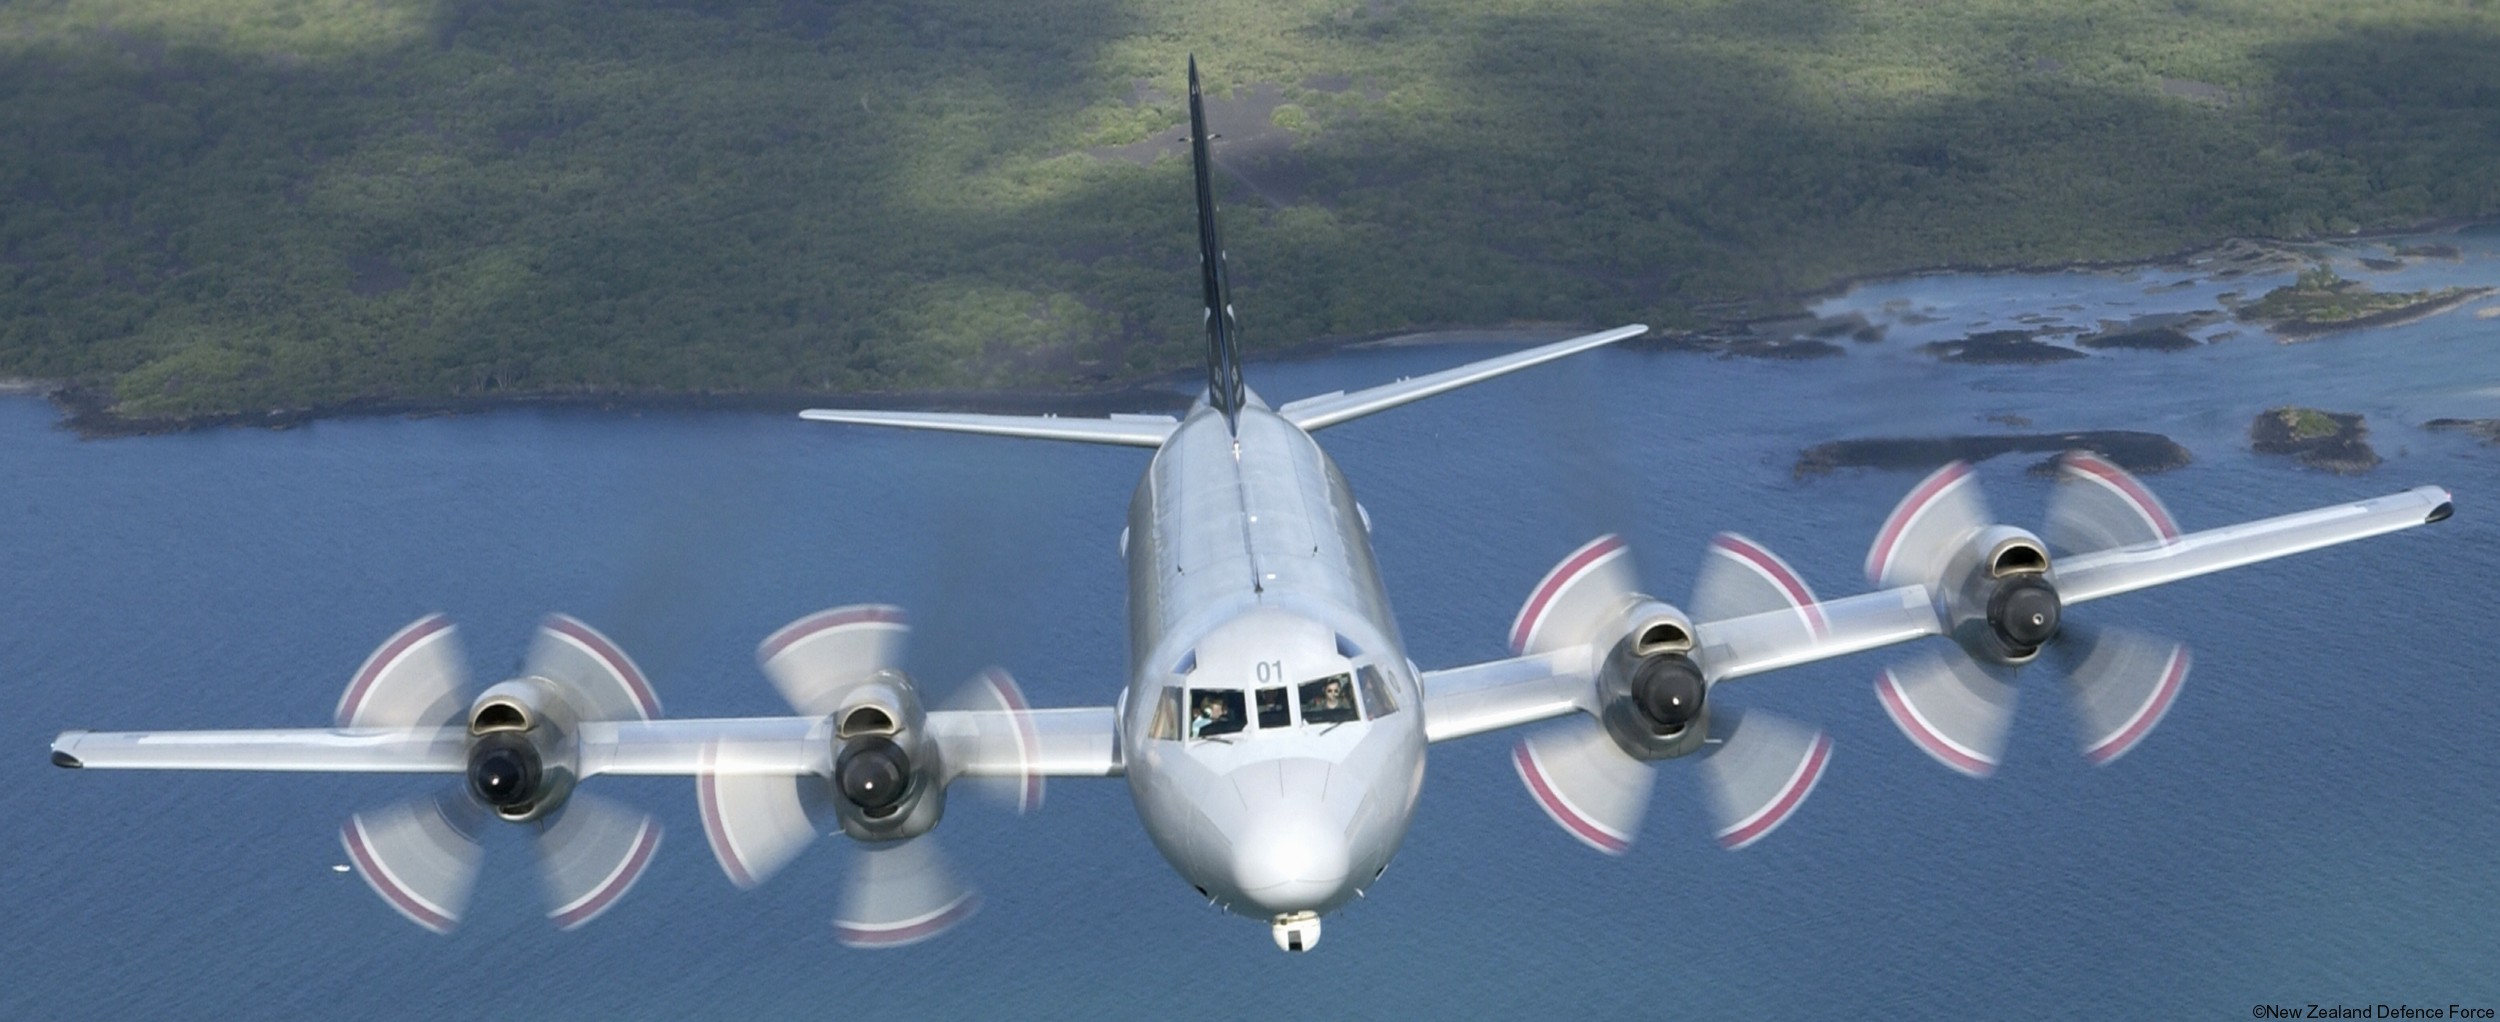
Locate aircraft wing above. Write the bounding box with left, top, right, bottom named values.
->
left=1418, top=649, right=1596, bottom=743
left=928, top=707, right=1124, bottom=778
left=1421, top=483, right=2450, bottom=741
left=54, top=709, right=1125, bottom=778
left=1277, top=324, right=1648, bottom=432
left=798, top=409, right=1175, bottom=447
left=50, top=727, right=468, bottom=772
left=2050, top=484, right=2450, bottom=605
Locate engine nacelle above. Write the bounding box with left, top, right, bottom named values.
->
left=826, top=678, right=948, bottom=843
left=463, top=678, right=584, bottom=822
left=1595, top=601, right=1712, bottom=762
left=1938, top=525, right=2063, bottom=665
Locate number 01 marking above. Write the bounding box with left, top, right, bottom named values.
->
left=1255, top=660, right=1283, bottom=683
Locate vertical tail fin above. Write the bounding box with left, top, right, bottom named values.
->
left=1188, top=56, right=1246, bottom=432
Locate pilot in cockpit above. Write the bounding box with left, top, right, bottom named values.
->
left=1316, top=679, right=1350, bottom=713
left=1301, top=675, right=1360, bottom=725
left=1190, top=693, right=1231, bottom=738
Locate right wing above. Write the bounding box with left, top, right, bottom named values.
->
left=50, top=727, right=467, bottom=772
left=1421, top=483, right=2452, bottom=738
left=56, top=711, right=1125, bottom=779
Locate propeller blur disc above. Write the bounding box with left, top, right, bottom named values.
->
left=2045, top=451, right=2180, bottom=558
left=1513, top=719, right=1655, bottom=855
left=1876, top=651, right=2017, bottom=778
left=1510, top=535, right=1638, bottom=656
left=526, top=614, right=662, bottom=722
left=2058, top=627, right=2191, bottom=766
left=538, top=793, right=663, bottom=930
left=342, top=791, right=484, bottom=934
left=758, top=605, right=910, bottom=717
left=836, top=838, right=980, bottom=949
left=944, top=668, right=1045, bottom=814
left=1865, top=460, right=1989, bottom=589
left=696, top=741, right=836, bottom=890
left=336, top=615, right=468, bottom=730
left=1700, top=711, right=1832, bottom=851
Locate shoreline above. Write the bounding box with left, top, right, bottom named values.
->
left=34, top=218, right=2497, bottom=439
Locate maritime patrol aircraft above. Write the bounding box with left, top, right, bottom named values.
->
left=49, top=59, right=2455, bottom=953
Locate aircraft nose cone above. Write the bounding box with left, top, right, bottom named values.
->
left=1230, top=816, right=1350, bottom=913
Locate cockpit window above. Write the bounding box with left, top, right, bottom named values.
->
left=1256, top=687, right=1292, bottom=729
left=1356, top=664, right=1398, bottom=716
left=1189, top=689, right=1246, bottom=739
left=1299, top=674, right=1360, bottom=725
left=1148, top=687, right=1184, bottom=741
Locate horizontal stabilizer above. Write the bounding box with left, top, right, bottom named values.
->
left=1278, top=325, right=1647, bottom=432
left=799, top=409, right=1174, bottom=447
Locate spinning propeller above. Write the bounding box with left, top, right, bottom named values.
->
left=697, top=606, right=1042, bottom=948
left=336, top=614, right=664, bottom=933
left=1868, top=453, right=2192, bottom=777
left=1511, top=534, right=1834, bottom=854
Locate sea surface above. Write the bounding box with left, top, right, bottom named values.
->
left=4, top=232, right=2497, bottom=1020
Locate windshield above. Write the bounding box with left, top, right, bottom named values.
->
left=1298, top=674, right=1359, bottom=725
left=1189, top=689, right=1246, bottom=738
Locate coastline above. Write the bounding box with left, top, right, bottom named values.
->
left=33, top=218, right=2497, bottom=440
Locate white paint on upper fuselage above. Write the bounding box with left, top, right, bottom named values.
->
left=1120, top=400, right=1428, bottom=921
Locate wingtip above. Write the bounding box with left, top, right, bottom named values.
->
left=51, top=749, right=81, bottom=769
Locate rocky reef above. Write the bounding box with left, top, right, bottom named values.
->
left=2250, top=406, right=2379, bottom=473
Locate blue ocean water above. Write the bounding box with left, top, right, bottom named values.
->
left=4, top=237, right=2496, bottom=1019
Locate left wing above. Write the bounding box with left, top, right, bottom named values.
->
left=1424, top=483, right=2451, bottom=741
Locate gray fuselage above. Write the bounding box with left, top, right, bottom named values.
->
left=1120, top=398, right=1428, bottom=921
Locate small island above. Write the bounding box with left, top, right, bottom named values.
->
left=1918, top=331, right=2088, bottom=364
left=2250, top=406, right=2379, bottom=473
left=2236, top=265, right=2497, bottom=340
left=2077, top=326, right=2198, bottom=351
left=2426, top=418, right=2500, bottom=445
left=1795, top=430, right=2190, bottom=478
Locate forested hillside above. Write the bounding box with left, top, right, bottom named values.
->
left=5, top=0, right=2497, bottom=418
